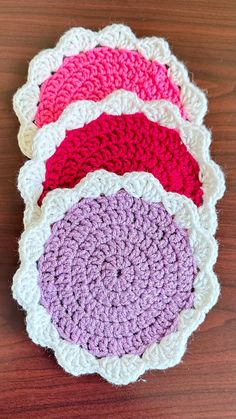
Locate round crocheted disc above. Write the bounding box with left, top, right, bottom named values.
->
left=38, top=191, right=197, bottom=358
left=39, top=113, right=203, bottom=206
left=35, top=47, right=186, bottom=128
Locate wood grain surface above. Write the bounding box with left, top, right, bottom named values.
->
left=0, top=1, right=235, bottom=418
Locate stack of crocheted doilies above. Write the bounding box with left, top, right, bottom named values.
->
left=12, top=24, right=225, bottom=385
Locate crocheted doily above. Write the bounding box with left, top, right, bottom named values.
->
left=13, top=24, right=207, bottom=157
left=37, top=112, right=203, bottom=206
left=18, top=91, right=225, bottom=233
left=12, top=170, right=219, bottom=385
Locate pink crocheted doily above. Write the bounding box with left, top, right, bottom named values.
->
left=13, top=24, right=207, bottom=157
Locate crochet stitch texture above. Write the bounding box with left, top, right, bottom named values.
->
left=12, top=24, right=225, bottom=385
left=35, top=47, right=186, bottom=127
left=13, top=24, right=207, bottom=157
left=18, top=91, right=225, bottom=233
left=39, top=112, right=203, bottom=206
left=38, top=191, right=196, bottom=358
left=12, top=170, right=219, bottom=385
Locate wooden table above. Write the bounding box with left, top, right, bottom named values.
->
left=0, top=1, right=235, bottom=418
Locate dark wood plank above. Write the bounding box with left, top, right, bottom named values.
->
left=0, top=1, right=235, bottom=418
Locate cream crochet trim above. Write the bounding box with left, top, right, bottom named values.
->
left=12, top=169, right=219, bottom=385
left=18, top=90, right=225, bottom=234
left=13, top=23, right=207, bottom=157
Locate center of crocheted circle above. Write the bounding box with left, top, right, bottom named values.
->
left=38, top=191, right=197, bottom=358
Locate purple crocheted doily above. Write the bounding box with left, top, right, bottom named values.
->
left=38, top=191, right=197, bottom=358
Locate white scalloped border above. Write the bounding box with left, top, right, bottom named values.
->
left=13, top=169, right=219, bottom=385
left=18, top=90, right=225, bottom=234
left=13, top=23, right=207, bottom=157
